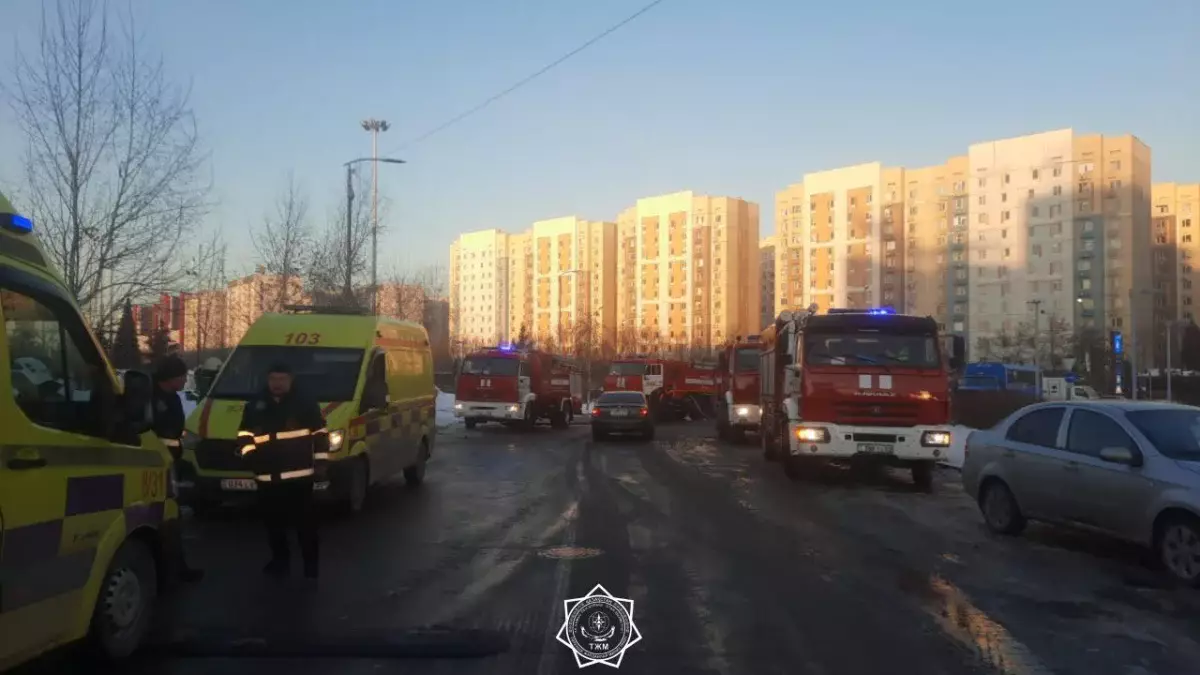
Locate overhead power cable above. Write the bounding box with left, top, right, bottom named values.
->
left=388, top=0, right=668, bottom=152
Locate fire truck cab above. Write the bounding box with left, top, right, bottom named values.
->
left=759, top=305, right=964, bottom=490
left=453, top=345, right=580, bottom=430
left=715, top=335, right=762, bottom=441
left=605, top=356, right=715, bottom=421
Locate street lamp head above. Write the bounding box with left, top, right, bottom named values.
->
left=361, top=118, right=390, bottom=132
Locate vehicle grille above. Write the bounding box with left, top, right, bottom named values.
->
left=832, top=401, right=920, bottom=427
left=194, top=439, right=246, bottom=471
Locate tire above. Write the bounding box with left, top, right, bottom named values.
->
left=1156, top=513, right=1200, bottom=587
left=343, top=457, right=369, bottom=515
left=979, top=480, right=1026, bottom=535
left=911, top=462, right=935, bottom=493
left=728, top=427, right=745, bottom=444
left=762, top=422, right=778, bottom=461
left=782, top=456, right=805, bottom=481
left=523, top=405, right=537, bottom=431
left=551, top=406, right=569, bottom=429
left=88, top=539, right=158, bottom=662
left=404, top=441, right=429, bottom=487
left=465, top=419, right=477, bottom=430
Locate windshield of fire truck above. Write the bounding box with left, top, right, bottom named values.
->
left=735, top=348, right=759, bottom=372
left=804, top=333, right=940, bottom=369
left=609, top=362, right=647, bottom=376
left=461, top=356, right=520, bottom=376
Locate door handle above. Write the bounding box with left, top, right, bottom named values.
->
left=7, top=457, right=47, bottom=470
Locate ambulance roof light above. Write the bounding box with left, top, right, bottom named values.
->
left=2, top=213, right=33, bottom=234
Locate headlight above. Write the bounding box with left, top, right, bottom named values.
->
left=328, top=430, right=345, bottom=452
left=795, top=427, right=830, bottom=443
left=454, top=402, right=463, bottom=410
left=736, top=406, right=751, bottom=417
left=921, top=431, right=952, bottom=447
left=181, top=430, right=200, bottom=451
left=508, top=405, right=520, bottom=412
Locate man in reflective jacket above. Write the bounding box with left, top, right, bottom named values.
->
left=238, top=361, right=330, bottom=579
left=152, top=355, right=205, bottom=583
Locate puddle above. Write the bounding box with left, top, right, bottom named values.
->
left=922, top=575, right=1054, bottom=675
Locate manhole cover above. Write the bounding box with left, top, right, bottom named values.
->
left=538, top=546, right=603, bottom=560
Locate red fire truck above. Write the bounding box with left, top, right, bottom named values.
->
left=604, top=355, right=717, bottom=420
left=715, top=335, right=762, bottom=441
left=454, top=345, right=582, bottom=429
left=759, top=306, right=964, bottom=490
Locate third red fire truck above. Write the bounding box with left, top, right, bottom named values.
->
left=715, top=335, right=762, bottom=441
left=759, top=305, right=964, bottom=490
left=454, top=345, right=582, bottom=429
left=604, top=355, right=717, bottom=420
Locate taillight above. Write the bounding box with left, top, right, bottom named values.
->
left=640, top=407, right=648, bottom=416
left=591, top=407, right=602, bottom=417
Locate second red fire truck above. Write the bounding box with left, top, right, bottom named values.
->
left=604, top=355, right=717, bottom=420
left=759, top=305, right=964, bottom=490
left=715, top=335, right=762, bottom=441
left=454, top=345, right=582, bottom=429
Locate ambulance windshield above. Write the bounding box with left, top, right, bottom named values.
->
left=209, top=346, right=365, bottom=401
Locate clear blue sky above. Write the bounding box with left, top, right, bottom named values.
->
left=1, top=0, right=1197, bottom=275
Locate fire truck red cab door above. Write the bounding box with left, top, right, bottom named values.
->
left=645, top=363, right=664, bottom=395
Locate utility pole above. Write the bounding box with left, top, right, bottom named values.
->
left=1027, top=299, right=1043, bottom=367
left=362, top=119, right=390, bottom=314
left=344, top=163, right=355, bottom=303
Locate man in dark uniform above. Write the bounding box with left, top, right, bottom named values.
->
left=151, top=355, right=205, bottom=583
left=238, top=361, right=329, bottom=580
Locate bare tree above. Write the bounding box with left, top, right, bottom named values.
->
left=8, top=0, right=209, bottom=329
left=307, top=169, right=383, bottom=307
left=378, top=265, right=427, bottom=322
left=180, top=230, right=227, bottom=364
left=253, top=173, right=310, bottom=308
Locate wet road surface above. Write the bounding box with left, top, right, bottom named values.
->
left=17, top=421, right=1200, bottom=674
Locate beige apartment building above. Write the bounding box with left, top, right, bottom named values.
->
left=225, top=269, right=307, bottom=346
left=774, top=129, right=1154, bottom=365
left=449, top=229, right=514, bottom=348
left=615, top=191, right=760, bottom=351
left=528, top=216, right=617, bottom=351
left=1153, top=183, right=1200, bottom=364
left=759, top=235, right=778, bottom=330
left=180, top=290, right=228, bottom=354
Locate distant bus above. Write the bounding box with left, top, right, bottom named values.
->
left=962, top=362, right=1042, bottom=397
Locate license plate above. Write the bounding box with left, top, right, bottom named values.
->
left=611, top=409, right=628, bottom=417
left=857, top=443, right=894, bottom=455
left=220, top=478, right=257, bottom=491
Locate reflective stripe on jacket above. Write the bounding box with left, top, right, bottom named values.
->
left=238, top=391, right=330, bottom=483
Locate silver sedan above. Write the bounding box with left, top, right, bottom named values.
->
left=962, top=400, right=1200, bottom=586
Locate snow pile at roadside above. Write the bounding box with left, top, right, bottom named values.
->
left=436, top=388, right=459, bottom=428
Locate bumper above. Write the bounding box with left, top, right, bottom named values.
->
left=593, top=418, right=654, bottom=433
left=728, top=404, right=762, bottom=429
left=785, top=422, right=953, bottom=463
left=176, top=460, right=337, bottom=507
left=454, top=399, right=523, bottom=421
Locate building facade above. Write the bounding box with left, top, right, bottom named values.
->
left=759, top=235, right=777, bottom=330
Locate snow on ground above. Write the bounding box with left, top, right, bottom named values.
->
left=436, top=388, right=459, bottom=428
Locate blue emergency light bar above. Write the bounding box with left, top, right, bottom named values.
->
left=827, top=306, right=896, bottom=316
left=2, top=213, right=33, bottom=234
left=867, top=307, right=895, bottom=316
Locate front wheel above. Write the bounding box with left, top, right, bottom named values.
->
left=911, top=462, right=935, bottom=493
left=404, top=442, right=429, bottom=486
left=979, top=480, right=1026, bottom=535
left=343, top=457, right=369, bottom=515
left=1158, top=514, right=1200, bottom=587
left=465, top=419, right=477, bottom=430
left=89, top=539, right=158, bottom=661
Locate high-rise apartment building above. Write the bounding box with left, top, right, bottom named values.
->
left=774, top=163, right=905, bottom=314
left=759, top=235, right=777, bottom=330
left=529, top=216, right=617, bottom=350
left=774, top=129, right=1153, bottom=364
left=615, top=191, right=760, bottom=350
left=449, top=229, right=514, bottom=348
left=1153, top=183, right=1200, bottom=363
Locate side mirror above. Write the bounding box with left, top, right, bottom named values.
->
left=120, top=370, right=154, bottom=433
left=949, top=335, right=966, bottom=371
left=1099, top=446, right=1140, bottom=466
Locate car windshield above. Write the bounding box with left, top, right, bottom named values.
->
left=461, top=356, right=520, bottom=376
left=609, top=362, right=646, bottom=376
left=1125, top=409, right=1200, bottom=461
left=804, top=333, right=940, bottom=368
left=208, top=346, right=364, bottom=401
left=598, top=392, right=645, bottom=405
left=735, top=348, right=759, bottom=372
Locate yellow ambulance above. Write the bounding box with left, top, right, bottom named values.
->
left=0, top=193, right=183, bottom=670
left=179, top=307, right=436, bottom=514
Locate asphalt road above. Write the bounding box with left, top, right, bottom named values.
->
left=19, top=420, right=1200, bottom=674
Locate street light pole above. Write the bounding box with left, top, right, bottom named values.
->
left=342, top=155, right=405, bottom=311
left=362, top=119, right=390, bottom=314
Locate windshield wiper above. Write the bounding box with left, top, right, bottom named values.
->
left=809, top=351, right=891, bottom=373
